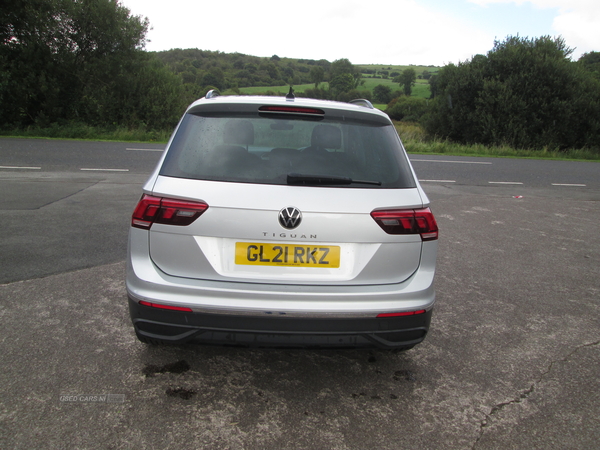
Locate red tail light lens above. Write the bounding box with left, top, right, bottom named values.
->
left=132, top=194, right=208, bottom=229
left=258, top=105, right=325, bottom=116
left=371, top=207, right=438, bottom=240
left=139, top=300, right=193, bottom=312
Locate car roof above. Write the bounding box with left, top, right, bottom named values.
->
left=186, top=94, right=392, bottom=123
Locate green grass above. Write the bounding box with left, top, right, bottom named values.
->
left=405, top=140, right=600, bottom=161
left=359, top=77, right=396, bottom=91
left=362, top=77, right=430, bottom=99
left=0, top=123, right=171, bottom=143
left=411, top=80, right=431, bottom=99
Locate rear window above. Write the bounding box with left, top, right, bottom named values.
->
left=159, top=112, right=416, bottom=188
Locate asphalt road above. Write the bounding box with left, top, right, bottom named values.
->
left=1, top=138, right=599, bottom=449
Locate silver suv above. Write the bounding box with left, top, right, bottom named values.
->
left=126, top=92, right=438, bottom=349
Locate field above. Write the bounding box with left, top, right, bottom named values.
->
left=355, top=64, right=439, bottom=73
left=360, top=77, right=431, bottom=98
left=236, top=64, right=435, bottom=101
left=237, top=79, right=431, bottom=102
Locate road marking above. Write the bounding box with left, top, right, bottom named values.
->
left=80, top=168, right=129, bottom=172
left=0, top=166, right=41, bottom=170
left=419, top=179, right=456, bottom=183
left=551, top=183, right=586, bottom=187
left=126, top=148, right=164, bottom=152
left=489, top=181, right=523, bottom=185
left=411, top=159, right=492, bottom=165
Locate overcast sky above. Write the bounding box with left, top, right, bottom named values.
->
left=119, top=0, right=600, bottom=66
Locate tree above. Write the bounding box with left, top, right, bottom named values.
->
left=321, top=58, right=363, bottom=99
left=424, top=36, right=600, bottom=150
left=329, top=73, right=355, bottom=99
left=330, top=58, right=362, bottom=88
left=428, top=74, right=439, bottom=99
left=245, top=63, right=258, bottom=73
left=201, top=68, right=225, bottom=91
left=310, top=66, right=325, bottom=88
left=579, top=51, right=600, bottom=79
left=330, top=58, right=355, bottom=79
left=372, top=84, right=393, bottom=104
left=1, top=0, right=183, bottom=130
left=398, top=68, right=417, bottom=96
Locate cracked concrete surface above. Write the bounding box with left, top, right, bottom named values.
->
left=1, top=186, right=599, bottom=449
left=474, top=341, right=600, bottom=449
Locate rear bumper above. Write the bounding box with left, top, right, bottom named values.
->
left=127, top=226, right=437, bottom=348
left=129, top=297, right=432, bottom=349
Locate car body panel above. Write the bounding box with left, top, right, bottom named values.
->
left=147, top=177, right=425, bottom=285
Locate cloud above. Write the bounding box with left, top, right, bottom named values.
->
left=551, top=3, right=600, bottom=56
left=122, top=0, right=495, bottom=66
left=468, top=0, right=600, bottom=57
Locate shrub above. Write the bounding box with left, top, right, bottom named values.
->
left=373, top=84, right=393, bottom=104
left=425, top=36, right=600, bottom=150
left=386, top=97, right=429, bottom=122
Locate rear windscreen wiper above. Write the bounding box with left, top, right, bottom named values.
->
left=287, top=173, right=382, bottom=186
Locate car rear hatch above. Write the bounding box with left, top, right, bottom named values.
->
left=134, top=98, right=436, bottom=286
left=142, top=178, right=429, bottom=285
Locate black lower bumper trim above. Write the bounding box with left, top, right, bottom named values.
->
left=129, top=297, right=431, bottom=349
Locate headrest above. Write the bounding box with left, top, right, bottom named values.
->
left=224, top=120, right=254, bottom=145
left=311, top=125, right=341, bottom=149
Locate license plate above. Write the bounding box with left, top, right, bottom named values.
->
left=235, top=242, right=340, bottom=268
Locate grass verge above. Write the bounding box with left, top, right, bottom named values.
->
left=0, top=123, right=171, bottom=143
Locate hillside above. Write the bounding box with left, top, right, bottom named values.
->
left=152, top=49, right=438, bottom=101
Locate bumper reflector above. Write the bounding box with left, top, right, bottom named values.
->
left=139, top=301, right=193, bottom=312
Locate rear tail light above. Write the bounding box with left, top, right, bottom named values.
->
left=371, top=207, right=438, bottom=241
left=132, top=194, right=208, bottom=229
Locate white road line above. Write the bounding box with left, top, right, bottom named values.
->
left=551, top=183, right=586, bottom=187
left=489, top=181, right=523, bottom=185
left=80, top=168, right=129, bottom=172
left=411, top=159, right=492, bottom=165
left=126, top=148, right=164, bottom=152
left=419, top=179, right=456, bottom=183
left=0, top=166, right=41, bottom=170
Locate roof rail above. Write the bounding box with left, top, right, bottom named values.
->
left=349, top=98, right=374, bottom=109
left=205, top=89, right=220, bottom=99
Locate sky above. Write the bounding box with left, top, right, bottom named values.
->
left=119, top=0, right=600, bottom=66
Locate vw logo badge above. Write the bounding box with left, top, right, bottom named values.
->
left=279, top=207, right=302, bottom=230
